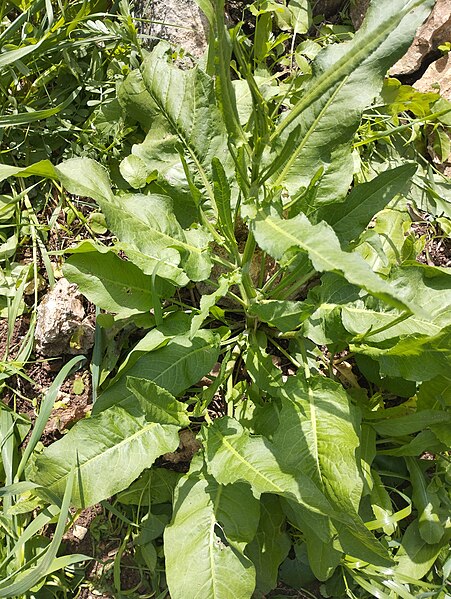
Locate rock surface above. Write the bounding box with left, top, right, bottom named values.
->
left=350, top=0, right=451, bottom=87
left=134, top=0, right=208, bottom=58
left=390, top=0, right=451, bottom=76
left=414, top=53, right=451, bottom=100
left=35, top=278, right=94, bottom=357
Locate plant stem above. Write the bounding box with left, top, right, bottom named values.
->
left=240, top=231, right=257, bottom=302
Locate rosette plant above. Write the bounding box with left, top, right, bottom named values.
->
left=4, top=0, right=451, bottom=596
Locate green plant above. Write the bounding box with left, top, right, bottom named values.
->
left=3, top=0, right=451, bottom=596
left=0, top=0, right=141, bottom=166
left=0, top=357, right=88, bottom=598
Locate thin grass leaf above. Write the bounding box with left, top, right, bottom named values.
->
left=0, top=469, right=74, bottom=597
left=0, top=88, right=81, bottom=128
left=15, top=356, right=85, bottom=480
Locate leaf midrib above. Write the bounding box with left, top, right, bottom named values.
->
left=271, top=0, right=428, bottom=141
left=44, top=420, right=175, bottom=490
left=341, top=305, right=440, bottom=337
left=214, top=430, right=285, bottom=496
left=107, top=201, right=204, bottom=257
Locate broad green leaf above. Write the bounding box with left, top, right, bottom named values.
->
left=56, top=157, right=113, bottom=204
left=267, top=0, right=434, bottom=204
left=141, top=43, right=228, bottom=205
left=303, top=273, right=358, bottom=345
left=396, top=521, right=451, bottom=579
left=342, top=264, right=451, bottom=342
left=302, top=526, right=342, bottom=582
left=94, top=330, right=220, bottom=414
left=107, top=312, right=191, bottom=388
left=99, top=193, right=211, bottom=284
left=0, top=160, right=57, bottom=184
left=417, top=375, right=451, bottom=410
left=273, top=375, right=363, bottom=511
left=117, top=69, right=159, bottom=129
left=272, top=375, right=367, bottom=577
left=119, top=154, right=150, bottom=189
left=164, top=463, right=257, bottom=599
left=203, top=416, right=332, bottom=513
left=119, top=115, right=198, bottom=227
left=369, top=410, right=451, bottom=437
left=202, top=417, right=391, bottom=565
left=245, top=495, right=291, bottom=596
left=126, top=377, right=191, bottom=427
left=405, top=457, right=445, bottom=545
left=63, top=250, right=173, bottom=317
left=288, top=0, right=311, bottom=36
left=251, top=211, right=417, bottom=312
left=315, top=164, right=417, bottom=246
left=248, top=299, right=311, bottom=333
left=33, top=397, right=180, bottom=507
left=352, top=327, right=451, bottom=382
left=56, top=158, right=210, bottom=284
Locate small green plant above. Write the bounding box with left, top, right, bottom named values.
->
left=0, top=357, right=87, bottom=599
left=2, top=0, right=451, bottom=596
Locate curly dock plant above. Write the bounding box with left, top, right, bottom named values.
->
left=4, top=0, right=451, bottom=596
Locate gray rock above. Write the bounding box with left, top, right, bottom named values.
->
left=35, top=278, right=94, bottom=357
left=414, top=53, right=451, bottom=100
left=390, top=0, right=451, bottom=76
left=414, top=53, right=451, bottom=176
left=134, top=0, right=209, bottom=58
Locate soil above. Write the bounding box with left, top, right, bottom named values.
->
left=0, top=314, right=30, bottom=359
left=414, top=222, right=451, bottom=267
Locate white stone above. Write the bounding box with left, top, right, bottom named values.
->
left=391, top=0, right=451, bottom=76
left=35, top=278, right=94, bottom=357
left=72, top=525, right=88, bottom=541
left=134, top=0, right=209, bottom=58
left=414, top=53, right=451, bottom=100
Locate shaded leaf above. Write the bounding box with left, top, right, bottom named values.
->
left=352, top=327, right=451, bottom=382
left=406, top=457, right=445, bottom=545
left=316, top=164, right=417, bottom=246
left=64, top=250, right=173, bottom=317
left=94, top=330, right=220, bottom=414
left=251, top=211, right=417, bottom=312
left=273, top=375, right=363, bottom=511
left=245, top=495, right=291, bottom=596
left=396, top=521, right=451, bottom=579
